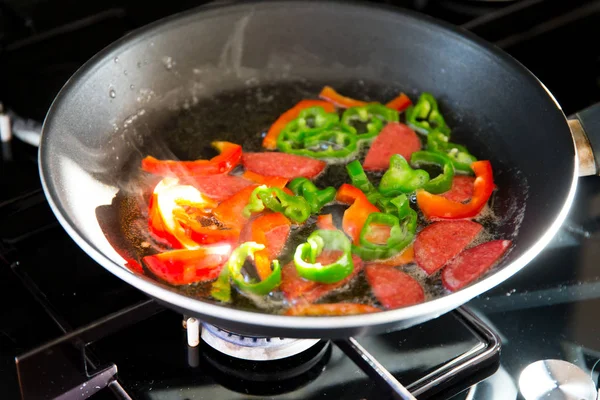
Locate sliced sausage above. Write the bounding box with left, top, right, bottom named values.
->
left=363, top=122, right=422, bottom=171
left=281, top=251, right=363, bottom=304
left=442, top=240, right=512, bottom=291
left=414, top=220, right=482, bottom=275
left=365, top=265, right=425, bottom=309
left=441, top=175, right=475, bottom=203
left=242, top=152, right=326, bottom=179
left=186, top=174, right=254, bottom=202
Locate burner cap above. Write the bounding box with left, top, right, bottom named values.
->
left=519, top=359, right=597, bottom=400
left=201, top=323, right=320, bottom=360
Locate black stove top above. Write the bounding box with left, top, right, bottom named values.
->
left=3, top=1, right=600, bottom=399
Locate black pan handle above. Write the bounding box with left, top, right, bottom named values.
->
left=569, top=103, right=600, bottom=176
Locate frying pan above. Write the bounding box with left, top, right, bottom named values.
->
left=37, top=0, right=600, bottom=339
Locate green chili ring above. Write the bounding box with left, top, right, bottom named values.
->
left=294, top=229, right=354, bottom=284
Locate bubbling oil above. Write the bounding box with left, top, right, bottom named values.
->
left=105, top=80, right=520, bottom=315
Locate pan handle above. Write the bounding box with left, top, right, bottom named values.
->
left=569, top=103, right=600, bottom=176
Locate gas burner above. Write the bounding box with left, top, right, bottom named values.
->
left=202, top=343, right=332, bottom=396
left=200, top=322, right=321, bottom=360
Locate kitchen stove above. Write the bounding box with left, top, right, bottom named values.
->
left=3, top=0, right=600, bottom=399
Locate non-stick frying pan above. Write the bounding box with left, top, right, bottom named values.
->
left=38, top=0, right=600, bottom=339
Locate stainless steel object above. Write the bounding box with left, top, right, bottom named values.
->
left=200, top=324, right=320, bottom=360
left=519, top=359, right=597, bottom=400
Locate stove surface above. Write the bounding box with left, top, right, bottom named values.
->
left=2, top=1, right=600, bottom=399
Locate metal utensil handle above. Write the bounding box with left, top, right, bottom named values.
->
left=334, top=337, right=417, bottom=400
left=570, top=102, right=600, bottom=176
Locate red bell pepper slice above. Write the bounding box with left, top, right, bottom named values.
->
left=172, top=208, right=240, bottom=246
left=148, top=178, right=217, bottom=249
left=385, top=93, right=412, bottom=112
left=148, top=192, right=182, bottom=249
left=318, top=86, right=367, bottom=108
left=143, top=245, right=232, bottom=285
left=285, top=303, right=380, bottom=316
left=213, top=185, right=259, bottom=231
left=262, top=100, right=336, bottom=150
left=416, top=161, right=495, bottom=220
left=250, top=212, right=291, bottom=280
left=241, top=170, right=289, bottom=188
left=316, top=214, right=336, bottom=230
left=368, top=245, right=415, bottom=267
left=336, top=183, right=379, bottom=244
left=141, top=141, right=242, bottom=177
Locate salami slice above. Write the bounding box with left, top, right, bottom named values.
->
left=186, top=174, right=254, bottom=202
left=365, top=265, right=425, bottom=309
left=414, top=220, right=482, bottom=275
left=281, top=251, right=363, bottom=304
left=442, top=240, right=512, bottom=291
left=242, top=152, right=326, bottom=179
left=363, top=122, right=422, bottom=171
left=441, top=175, right=475, bottom=203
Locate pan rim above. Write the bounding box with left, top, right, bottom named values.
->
left=38, top=0, right=578, bottom=336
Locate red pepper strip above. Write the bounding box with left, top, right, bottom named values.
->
left=172, top=208, right=240, bottom=246
left=285, top=303, right=381, bottom=316
left=336, top=183, right=379, bottom=244
left=143, top=245, right=232, bottom=285
left=125, top=261, right=144, bottom=274
left=250, top=212, right=291, bottom=280
left=148, top=192, right=183, bottom=249
left=141, top=141, right=242, bottom=177
left=241, top=170, right=289, bottom=188
left=416, top=161, right=495, bottom=220
left=318, top=86, right=367, bottom=108
left=385, top=93, right=412, bottom=112
left=316, top=214, right=336, bottom=230
left=148, top=178, right=218, bottom=249
left=213, top=185, right=259, bottom=231
left=368, top=245, right=414, bottom=266
left=262, top=100, right=336, bottom=150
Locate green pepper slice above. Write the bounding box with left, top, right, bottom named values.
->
left=288, top=177, right=336, bottom=214
left=211, top=265, right=232, bottom=302
left=346, top=160, right=377, bottom=194
left=280, top=106, right=339, bottom=143
left=243, top=185, right=311, bottom=223
left=228, top=242, right=281, bottom=295
left=405, top=93, right=451, bottom=136
left=293, top=229, right=354, bottom=284
left=427, top=131, right=477, bottom=174
left=352, top=195, right=417, bottom=261
left=341, top=103, right=399, bottom=140
left=345, top=160, right=422, bottom=212
left=410, top=150, right=454, bottom=194
left=277, top=125, right=358, bottom=160
left=378, top=154, right=430, bottom=196
left=302, top=127, right=359, bottom=159
left=210, top=242, right=282, bottom=302
left=243, top=184, right=268, bottom=217
left=345, top=160, right=383, bottom=205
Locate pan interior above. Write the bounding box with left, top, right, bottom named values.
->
left=39, top=0, right=575, bottom=335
